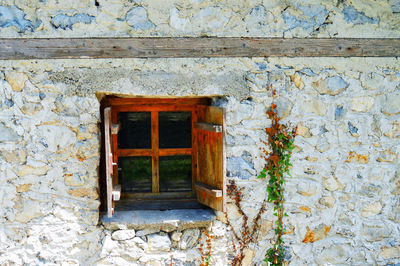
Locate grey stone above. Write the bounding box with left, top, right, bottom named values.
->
left=230, top=101, right=253, bottom=124
left=348, top=122, right=358, bottom=134
left=6, top=71, right=29, bottom=92
left=319, top=196, right=335, bottom=208
left=343, top=5, right=378, bottom=24
left=100, top=235, right=119, bottom=258
left=371, top=116, right=382, bottom=137
left=323, top=175, right=342, bottom=191
left=126, top=7, right=155, bottom=30
left=389, top=205, right=400, bottom=223
left=39, top=138, right=48, bottom=148
left=268, top=71, right=289, bottom=91
left=119, top=240, right=144, bottom=260
left=283, top=246, right=292, bottom=261
left=377, top=150, right=397, bottom=162
left=274, top=65, right=293, bottom=70
left=316, top=139, right=329, bottom=153
left=111, top=229, right=136, bottom=241
left=326, top=76, right=348, bottom=94
left=361, top=201, right=382, bottom=217
left=316, top=245, right=351, bottom=265
left=301, top=98, right=327, bottom=115
left=335, top=106, right=344, bottom=120
left=382, top=92, right=400, bottom=115
left=136, top=228, right=159, bottom=237
left=14, top=199, right=44, bottom=223
left=360, top=184, right=382, bottom=198
left=171, top=259, right=196, bottom=266
left=0, top=5, right=38, bottom=32
left=315, top=76, right=348, bottom=95
left=169, top=7, right=188, bottom=31
left=170, top=231, right=182, bottom=242
left=20, top=103, right=43, bottom=115
left=392, top=0, right=400, bottom=13
left=361, top=223, right=391, bottom=242
left=255, top=62, right=267, bottom=71
left=275, top=97, right=293, bottom=118
left=335, top=226, right=355, bottom=237
left=178, top=228, right=200, bottom=249
left=320, top=125, right=328, bottom=134
left=129, top=237, right=148, bottom=250
left=101, top=209, right=215, bottom=231
left=226, top=135, right=255, bottom=146
left=36, top=125, right=76, bottom=152
left=245, top=6, right=268, bottom=30
left=147, top=233, right=171, bottom=251
left=299, top=68, right=316, bottom=76
left=351, top=96, right=375, bottom=112
left=0, top=150, right=24, bottom=163
left=51, top=13, right=95, bottom=30
left=360, top=72, right=386, bottom=90
left=227, top=156, right=255, bottom=180
left=0, top=123, right=19, bottom=142
left=4, top=98, right=14, bottom=107
left=192, top=7, right=229, bottom=30
left=283, top=5, right=328, bottom=32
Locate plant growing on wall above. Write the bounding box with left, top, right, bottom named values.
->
left=258, top=88, right=296, bottom=266
left=199, top=229, right=214, bottom=266
left=225, top=180, right=266, bottom=266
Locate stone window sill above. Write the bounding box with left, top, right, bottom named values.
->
left=100, top=209, right=216, bottom=231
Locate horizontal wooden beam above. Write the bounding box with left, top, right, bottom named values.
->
left=195, top=122, right=223, bottom=133
left=0, top=38, right=399, bottom=59
left=0, top=37, right=400, bottom=60
left=195, top=183, right=222, bottom=198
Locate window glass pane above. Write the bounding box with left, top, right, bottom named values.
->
left=159, top=112, right=191, bottom=148
left=118, top=157, right=152, bottom=193
left=118, top=112, right=151, bottom=149
left=159, top=156, right=192, bottom=192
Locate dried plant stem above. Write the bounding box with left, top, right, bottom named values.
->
left=225, top=180, right=266, bottom=266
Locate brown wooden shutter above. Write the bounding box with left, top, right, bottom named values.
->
left=104, top=107, right=121, bottom=217
left=194, top=106, right=226, bottom=212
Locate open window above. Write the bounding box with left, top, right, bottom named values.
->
left=101, top=97, right=226, bottom=217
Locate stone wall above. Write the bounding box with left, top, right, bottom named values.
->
left=0, top=57, right=399, bottom=265
left=0, top=0, right=399, bottom=38
left=0, top=0, right=399, bottom=265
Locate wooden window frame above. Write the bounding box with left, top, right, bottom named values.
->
left=102, top=96, right=226, bottom=217
left=105, top=97, right=210, bottom=200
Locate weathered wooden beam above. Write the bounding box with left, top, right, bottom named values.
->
left=0, top=38, right=399, bottom=59
left=195, top=183, right=223, bottom=198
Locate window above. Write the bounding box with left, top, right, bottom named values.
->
left=101, top=97, right=226, bottom=217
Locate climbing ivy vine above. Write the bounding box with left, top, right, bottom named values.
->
left=258, top=88, right=296, bottom=266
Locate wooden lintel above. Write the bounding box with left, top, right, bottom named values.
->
left=195, top=182, right=223, bottom=198
left=195, top=122, right=222, bottom=133
left=0, top=38, right=399, bottom=60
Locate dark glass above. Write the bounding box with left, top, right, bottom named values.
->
left=118, top=157, right=152, bottom=193
left=159, top=156, right=192, bottom=192
left=118, top=112, right=151, bottom=149
left=159, top=112, right=192, bottom=148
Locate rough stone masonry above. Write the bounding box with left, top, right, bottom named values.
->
left=0, top=0, right=399, bottom=265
